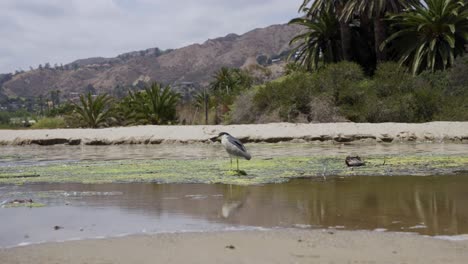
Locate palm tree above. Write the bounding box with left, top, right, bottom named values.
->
left=209, top=67, right=253, bottom=123
left=210, top=67, right=240, bottom=96
left=341, top=0, right=419, bottom=62
left=193, top=88, right=213, bottom=125
left=127, top=82, right=180, bottom=125
left=381, top=0, right=468, bottom=74
left=73, top=93, right=113, bottom=128
left=300, top=0, right=352, bottom=60
left=289, top=10, right=342, bottom=71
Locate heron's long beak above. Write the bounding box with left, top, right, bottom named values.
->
left=209, top=136, right=219, bottom=142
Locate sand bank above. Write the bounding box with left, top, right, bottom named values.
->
left=1, top=229, right=467, bottom=264
left=0, top=122, right=467, bottom=145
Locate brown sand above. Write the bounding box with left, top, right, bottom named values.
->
left=1, top=230, right=467, bottom=264
left=0, top=122, right=468, bottom=145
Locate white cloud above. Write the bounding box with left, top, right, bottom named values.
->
left=0, top=0, right=301, bottom=73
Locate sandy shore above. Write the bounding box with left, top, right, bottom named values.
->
left=1, top=230, right=467, bottom=264
left=0, top=122, right=467, bottom=145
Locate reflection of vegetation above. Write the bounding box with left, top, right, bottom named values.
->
left=241, top=175, right=468, bottom=236
left=23, top=177, right=465, bottom=236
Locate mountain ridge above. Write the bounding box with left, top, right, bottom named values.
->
left=0, top=23, right=301, bottom=99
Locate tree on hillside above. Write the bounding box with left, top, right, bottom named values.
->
left=210, top=68, right=253, bottom=95
left=381, top=0, right=468, bottom=74
left=85, top=84, right=96, bottom=95
left=210, top=67, right=238, bottom=96
left=50, top=90, right=61, bottom=109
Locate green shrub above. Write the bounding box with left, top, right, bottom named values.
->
left=315, top=62, right=365, bottom=105
left=436, top=96, right=468, bottom=121
left=338, top=80, right=377, bottom=122
left=253, top=71, right=316, bottom=122
left=360, top=63, right=446, bottom=122
left=446, top=56, right=468, bottom=96
left=308, top=95, right=347, bottom=122
left=31, top=117, right=67, bottom=129
left=372, top=62, right=414, bottom=97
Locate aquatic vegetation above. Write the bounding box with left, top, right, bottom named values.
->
left=0, top=154, right=467, bottom=185
left=1, top=201, right=45, bottom=208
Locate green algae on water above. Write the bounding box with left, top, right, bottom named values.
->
left=0, top=154, right=467, bottom=185
left=1, top=202, right=46, bottom=208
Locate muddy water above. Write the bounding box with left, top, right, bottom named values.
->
left=1, top=143, right=467, bottom=247
left=1, top=175, right=468, bottom=247
left=1, top=143, right=468, bottom=166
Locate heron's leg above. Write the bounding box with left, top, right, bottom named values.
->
left=230, top=157, right=232, bottom=170
left=237, top=158, right=239, bottom=171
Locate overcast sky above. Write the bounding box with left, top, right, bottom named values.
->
left=0, top=0, right=301, bottom=73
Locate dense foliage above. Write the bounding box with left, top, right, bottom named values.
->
left=72, top=93, right=113, bottom=128
left=293, top=0, right=468, bottom=73
left=117, top=83, right=180, bottom=125
left=209, top=67, right=254, bottom=123
left=383, top=0, right=468, bottom=74
left=230, top=59, right=468, bottom=124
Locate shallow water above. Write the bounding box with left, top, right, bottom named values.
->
left=1, top=175, right=468, bottom=248
left=1, top=143, right=467, bottom=247
left=1, top=143, right=468, bottom=167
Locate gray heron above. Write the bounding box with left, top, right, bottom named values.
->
left=211, top=132, right=251, bottom=171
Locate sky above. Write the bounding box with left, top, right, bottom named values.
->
left=0, top=0, right=301, bottom=73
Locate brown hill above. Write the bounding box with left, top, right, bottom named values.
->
left=1, top=24, right=300, bottom=99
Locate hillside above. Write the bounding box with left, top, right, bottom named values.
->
left=1, top=24, right=301, bottom=99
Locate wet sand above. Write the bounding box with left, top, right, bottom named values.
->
left=1, top=230, right=467, bottom=264
left=0, top=122, right=467, bottom=145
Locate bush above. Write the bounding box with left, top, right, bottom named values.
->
left=309, top=95, right=347, bottom=122
left=315, top=62, right=365, bottom=105
left=253, top=72, right=316, bottom=122
left=238, top=60, right=468, bottom=123
left=229, top=89, right=258, bottom=124
left=447, top=56, right=468, bottom=96
left=239, top=62, right=380, bottom=123
left=433, top=57, right=468, bottom=121
left=436, top=96, right=468, bottom=121
left=338, top=80, right=376, bottom=122
left=363, top=63, right=445, bottom=122
left=372, top=62, right=414, bottom=97
left=31, top=117, right=67, bottom=129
